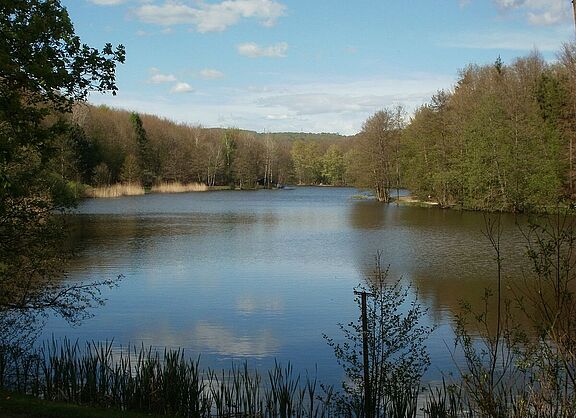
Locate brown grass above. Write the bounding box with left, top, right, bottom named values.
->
left=85, top=183, right=145, bottom=198
left=151, top=182, right=208, bottom=193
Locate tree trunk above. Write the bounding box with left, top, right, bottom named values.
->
left=376, top=184, right=390, bottom=203
left=572, top=0, right=576, bottom=35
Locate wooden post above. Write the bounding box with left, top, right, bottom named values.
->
left=355, top=290, right=373, bottom=418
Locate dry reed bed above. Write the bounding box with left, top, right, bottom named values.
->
left=85, top=182, right=208, bottom=198
left=151, top=182, right=208, bottom=193
left=85, top=183, right=145, bottom=198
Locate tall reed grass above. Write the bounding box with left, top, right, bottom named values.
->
left=0, top=339, right=335, bottom=417
left=85, top=183, right=145, bottom=198
left=151, top=182, right=208, bottom=193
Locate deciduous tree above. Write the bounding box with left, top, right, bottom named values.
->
left=350, top=107, right=404, bottom=202
left=0, top=0, right=124, bottom=333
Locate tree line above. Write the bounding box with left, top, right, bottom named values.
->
left=350, top=47, right=576, bottom=212
left=55, top=105, right=351, bottom=191
left=51, top=45, right=575, bottom=212
left=402, top=49, right=576, bottom=211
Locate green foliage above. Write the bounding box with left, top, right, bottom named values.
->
left=348, top=108, right=404, bottom=202
left=130, top=112, right=155, bottom=187
left=325, top=253, right=432, bottom=417
left=0, top=0, right=124, bottom=332
left=291, top=140, right=324, bottom=185
left=120, top=154, right=141, bottom=184
left=446, top=214, right=576, bottom=417
left=0, top=0, right=124, bottom=200
left=0, top=339, right=336, bottom=417
left=322, top=144, right=346, bottom=185
left=130, top=113, right=148, bottom=147
left=92, top=162, right=111, bottom=186
left=0, top=390, right=171, bottom=418
left=222, top=128, right=239, bottom=186
left=232, top=136, right=262, bottom=189
left=402, top=51, right=572, bottom=211
left=402, top=93, right=461, bottom=207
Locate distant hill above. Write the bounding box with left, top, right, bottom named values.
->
left=202, top=128, right=352, bottom=143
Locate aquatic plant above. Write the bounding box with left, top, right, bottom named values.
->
left=0, top=338, right=335, bottom=417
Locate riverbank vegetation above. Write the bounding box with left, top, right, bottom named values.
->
left=85, top=183, right=145, bottom=198
left=403, top=48, right=576, bottom=212
left=151, top=182, right=209, bottom=193
left=0, top=339, right=336, bottom=417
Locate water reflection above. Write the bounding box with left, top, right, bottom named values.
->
left=236, top=295, right=284, bottom=316
left=194, top=321, right=280, bottom=358
left=41, top=188, right=548, bottom=385
left=348, top=200, right=387, bottom=229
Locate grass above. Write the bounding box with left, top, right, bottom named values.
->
left=0, top=339, right=335, bottom=418
left=151, top=182, right=208, bottom=193
left=0, top=390, right=173, bottom=418
left=84, top=183, right=145, bottom=198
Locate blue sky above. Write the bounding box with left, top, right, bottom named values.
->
left=61, top=0, right=575, bottom=135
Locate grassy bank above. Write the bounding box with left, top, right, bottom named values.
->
left=0, top=390, right=172, bottom=418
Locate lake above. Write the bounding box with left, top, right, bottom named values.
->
left=42, top=187, right=529, bottom=386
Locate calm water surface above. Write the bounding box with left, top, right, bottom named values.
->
left=43, top=187, right=528, bottom=385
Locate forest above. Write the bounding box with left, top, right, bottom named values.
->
left=48, top=45, right=576, bottom=212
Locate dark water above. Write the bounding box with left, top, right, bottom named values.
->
left=42, top=187, right=529, bottom=386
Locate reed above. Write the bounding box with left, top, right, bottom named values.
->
left=423, top=379, right=471, bottom=418
left=151, top=182, right=208, bottom=193
left=0, top=338, right=334, bottom=417
left=85, top=183, right=145, bottom=198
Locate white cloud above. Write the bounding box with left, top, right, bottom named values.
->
left=88, top=72, right=456, bottom=135
left=170, top=82, right=194, bottom=93
left=134, top=0, right=286, bottom=32
left=88, top=0, right=127, bottom=5
left=130, top=320, right=280, bottom=357
left=148, top=73, right=177, bottom=83
left=440, top=29, right=566, bottom=51
left=200, top=69, right=225, bottom=79
left=493, top=0, right=521, bottom=8
left=527, top=11, right=563, bottom=25
left=265, top=114, right=290, bottom=120
left=193, top=321, right=279, bottom=357
left=492, top=0, right=570, bottom=26
left=147, top=68, right=177, bottom=83
left=257, top=89, right=436, bottom=117
left=237, top=42, right=288, bottom=58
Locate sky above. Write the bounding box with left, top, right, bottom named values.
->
left=61, top=0, right=575, bottom=135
